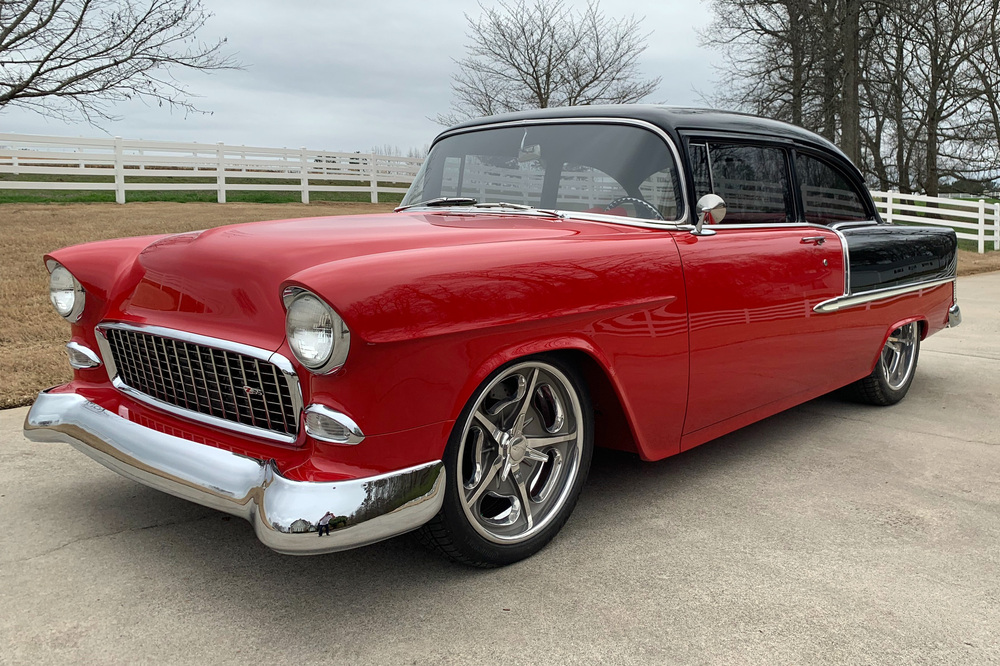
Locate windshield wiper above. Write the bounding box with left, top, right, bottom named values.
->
left=472, top=201, right=532, bottom=211
left=395, top=197, right=563, bottom=219
left=395, top=197, right=478, bottom=212
left=472, top=202, right=564, bottom=218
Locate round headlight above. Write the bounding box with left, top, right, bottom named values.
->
left=285, top=291, right=350, bottom=373
left=48, top=263, right=85, bottom=322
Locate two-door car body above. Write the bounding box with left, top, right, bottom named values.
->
left=25, top=106, right=961, bottom=566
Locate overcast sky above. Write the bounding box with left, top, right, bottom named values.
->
left=0, top=0, right=721, bottom=153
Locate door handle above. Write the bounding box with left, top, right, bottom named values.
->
left=800, top=236, right=826, bottom=245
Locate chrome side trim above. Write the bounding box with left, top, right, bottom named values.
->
left=948, top=304, right=962, bottom=328
left=94, top=322, right=303, bottom=444
left=65, top=342, right=101, bottom=369
left=24, top=391, right=445, bottom=556
left=304, top=404, right=366, bottom=445
left=432, top=116, right=691, bottom=228
left=828, top=224, right=852, bottom=296
left=813, top=277, right=955, bottom=314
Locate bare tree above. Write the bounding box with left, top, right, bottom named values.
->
left=0, top=0, right=239, bottom=123
left=702, top=0, right=1000, bottom=194
left=438, top=0, right=660, bottom=125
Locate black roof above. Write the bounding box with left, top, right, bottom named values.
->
left=443, top=104, right=846, bottom=160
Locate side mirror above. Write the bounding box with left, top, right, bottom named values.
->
left=693, top=194, right=726, bottom=235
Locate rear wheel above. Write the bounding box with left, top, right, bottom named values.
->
left=853, top=321, right=920, bottom=405
left=418, top=356, right=593, bottom=567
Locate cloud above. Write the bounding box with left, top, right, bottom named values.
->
left=0, top=0, right=719, bottom=152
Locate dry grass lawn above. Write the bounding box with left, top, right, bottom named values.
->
left=2, top=202, right=998, bottom=409
left=0, top=201, right=394, bottom=409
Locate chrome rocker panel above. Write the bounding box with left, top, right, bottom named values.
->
left=24, top=391, right=445, bottom=556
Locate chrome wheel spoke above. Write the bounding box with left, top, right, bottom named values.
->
left=515, top=368, right=540, bottom=422
left=466, top=458, right=501, bottom=506
left=510, top=466, right=534, bottom=530
left=525, top=431, right=577, bottom=451
left=462, top=428, right=487, bottom=490
left=499, top=455, right=513, bottom=483
left=887, top=349, right=901, bottom=377
left=523, top=447, right=549, bottom=463
left=473, top=409, right=501, bottom=442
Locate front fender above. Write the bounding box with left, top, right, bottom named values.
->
left=283, top=237, right=679, bottom=344
left=292, top=233, right=690, bottom=461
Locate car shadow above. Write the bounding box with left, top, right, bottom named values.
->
left=39, top=390, right=863, bottom=642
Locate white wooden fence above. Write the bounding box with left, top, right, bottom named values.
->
left=2, top=133, right=998, bottom=253
left=871, top=191, right=1000, bottom=253
left=0, top=133, right=423, bottom=204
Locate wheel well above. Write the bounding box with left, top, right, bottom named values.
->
left=547, top=349, right=639, bottom=455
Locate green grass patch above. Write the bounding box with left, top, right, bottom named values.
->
left=0, top=189, right=406, bottom=204
left=0, top=172, right=409, bottom=204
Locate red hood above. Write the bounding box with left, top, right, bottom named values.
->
left=109, top=211, right=632, bottom=349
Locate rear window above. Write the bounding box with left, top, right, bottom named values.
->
left=795, top=153, right=869, bottom=225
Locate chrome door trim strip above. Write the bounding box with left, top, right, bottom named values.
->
left=94, top=321, right=303, bottom=444
left=813, top=277, right=955, bottom=314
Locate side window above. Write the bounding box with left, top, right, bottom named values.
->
left=690, top=143, right=712, bottom=202
left=707, top=143, right=793, bottom=224
left=795, top=153, right=869, bottom=225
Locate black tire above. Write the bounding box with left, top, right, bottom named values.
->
left=417, top=355, right=594, bottom=567
left=853, top=321, right=921, bottom=406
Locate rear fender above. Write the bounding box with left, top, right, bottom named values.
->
left=867, top=316, right=926, bottom=374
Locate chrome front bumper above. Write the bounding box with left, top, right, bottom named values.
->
left=23, top=391, right=445, bottom=555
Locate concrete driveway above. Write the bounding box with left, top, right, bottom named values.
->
left=2, top=273, right=998, bottom=665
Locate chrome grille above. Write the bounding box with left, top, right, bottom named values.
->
left=103, top=327, right=298, bottom=439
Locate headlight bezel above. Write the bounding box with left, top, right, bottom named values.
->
left=46, top=259, right=86, bottom=323
left=283, top=287, right=350, bottom=374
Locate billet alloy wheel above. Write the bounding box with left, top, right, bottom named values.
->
left=854, top=321, right=921, bottom=406
left=418, top=356, right=593, bottom=567
left=880, top=322, right=919, bottom=390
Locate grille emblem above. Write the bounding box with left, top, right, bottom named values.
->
left=243, top=385, right=263, bottom=397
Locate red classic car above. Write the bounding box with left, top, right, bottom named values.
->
left=25, top=106, right=961, bottom=567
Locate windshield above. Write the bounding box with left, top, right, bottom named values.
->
left=401, top=123, right=685, bottom=222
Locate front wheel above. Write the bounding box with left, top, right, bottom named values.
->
left=418, top=356, right=593, bottom=567
left=853, top=321, right=921, bottom=405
